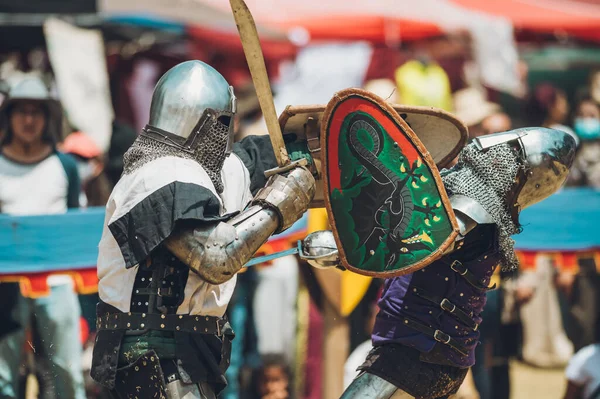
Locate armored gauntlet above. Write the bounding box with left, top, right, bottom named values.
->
left=251, top=166, right=316, bottom=233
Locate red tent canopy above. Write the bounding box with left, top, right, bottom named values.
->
left=200, top=0, right=600, bottom=43
left=102, top=0, right=297, bottom=85
left=273, top=16, right=442, bottom=42
left=200, top=0, right=446, bottom=43
left=187, top=25, right=295, bottom=85
left=452, top=0, right=600, bottom=42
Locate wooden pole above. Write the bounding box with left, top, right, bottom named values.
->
left=322, top=299, right=349, bottom=399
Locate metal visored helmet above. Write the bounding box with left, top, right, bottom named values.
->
left=473, top=127, right=577, bottom=212
left=148, top=60, right=236, bottom=148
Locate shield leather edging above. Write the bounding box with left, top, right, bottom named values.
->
left=321, top=88, right=460, bottom=278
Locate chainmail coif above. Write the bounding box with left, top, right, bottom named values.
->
left=441, top=143, right=528, bottom=271
left=122, top=118, right=230, bottom=193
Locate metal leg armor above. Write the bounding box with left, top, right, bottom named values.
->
left=108, top=351, right=219, bottom=399
left=165, top=380, right=216, bottom=399
left=340, top=372, right=412, bottom=399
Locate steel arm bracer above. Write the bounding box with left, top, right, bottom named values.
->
left=165, top=205, right=279, bottom=284
left=444, top=194, right=495, bottom=254
left=165, top=166, right=314, bottom=284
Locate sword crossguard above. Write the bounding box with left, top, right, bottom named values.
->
left=264, top=159, right=308, bottom=178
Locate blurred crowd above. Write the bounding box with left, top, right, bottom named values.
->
left=0, top=49, right=599, bottom=399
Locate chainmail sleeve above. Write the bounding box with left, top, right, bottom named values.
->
left=123, top=122, right=230, bottom=193
left=440, top=143, right=526, bottom=270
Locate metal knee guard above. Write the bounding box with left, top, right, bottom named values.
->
left=165, top=380, right=216, bottom=399
left=340, top=372, right=413, bottom=399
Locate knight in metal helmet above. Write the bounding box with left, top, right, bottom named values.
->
left=123, top=61, right=237, bottom=193
left=91, top=60, right=316, bottom=399
left=340, top=127, right=576, bottom=399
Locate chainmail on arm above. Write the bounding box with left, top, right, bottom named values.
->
left=440, top=143, right=527, bottom=271
left=122, top=118, right=230, bottom=193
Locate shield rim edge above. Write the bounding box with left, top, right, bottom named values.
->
left=279, top=104, right=468, bottom=169
left=320, top=88, right=460, bottom=278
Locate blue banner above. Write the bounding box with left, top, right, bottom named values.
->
left=0, top=207, right=105, bottom=274
left=0, top=208, right=308, bottom=275
left=1, top=189, right=598, bottom=274
left=514, top=188, right=600, bottom=251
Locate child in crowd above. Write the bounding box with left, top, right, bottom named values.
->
left=247, top=354, right=292, bottom=399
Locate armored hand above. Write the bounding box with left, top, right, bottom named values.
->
left=165, top=166, right=315, bottom=284
left=251, top=166, right=316, bottom=233
left=299, top=230, right=343, bottom=270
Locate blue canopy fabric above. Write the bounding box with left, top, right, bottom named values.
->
left=0, top=189, right=598, bottom=275
left=102, top=14, right=185, bottom=34
left=0, top=207, right=105, bottom=274
left=514, top=188, right=600, bottom=251
left=0, top=208, right=308, bottom=274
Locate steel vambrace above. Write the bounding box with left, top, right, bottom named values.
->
left=165, top=205, right=280, bottom=284
left=251, top=166, right=315, bottom=233
left=165, top=166, right=315, bottom=284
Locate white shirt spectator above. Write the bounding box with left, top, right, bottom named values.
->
left=565, top=344, right=600, bottom=399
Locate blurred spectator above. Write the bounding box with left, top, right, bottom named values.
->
left=588, top=69, right=600, bottom=108
left=253, top=256, right=300, bottom=368
left=223, top=267, right=261, bottom=399
left=61, top=130, right=111, bottom=207
left=519, top=85, right=577, bottom=365
left=520, top=255, right=574, bottom=368
left=246, top=354, right=292, bottom=399
left=0, top=76, right=85, bottom=398
left=568, top=96, right=600, bottom=188
left=481, top=112, right=512, bottom=135
left=573, top=97, right=600, bottom=142
left=105, top=120, right=137, bottom=188
left=559, top=94, right=600, bottom=357
left=60, top=130, right=113, bottom=398
left=453, top=87, right=500, bottom=139
left=527, top=82, right=579, bottom=145
left=563, top=343, right=600, bottom=399
left=344, top=301, right=377, bottom=389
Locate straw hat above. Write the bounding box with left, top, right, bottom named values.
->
left=453, top=87, right=500, bottom=127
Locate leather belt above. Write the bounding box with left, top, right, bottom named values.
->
left=401, top=317, right=469, bottom=357
left=447, top=260, right=496, bottom=291
left=134, top=286, right=177, bottom=297
left=412, top=287, right=479, bottom=331
left=96, top=312, right=226, bottom=336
